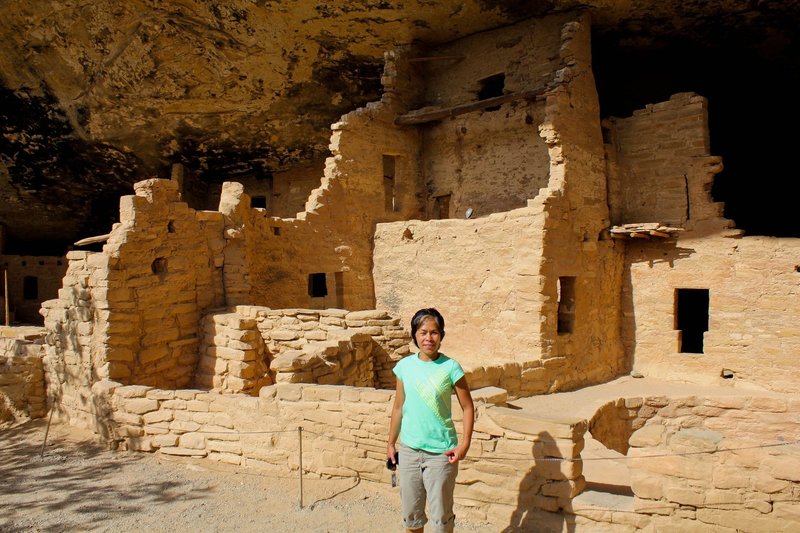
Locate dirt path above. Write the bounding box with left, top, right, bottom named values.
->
left=1, top=420, right=495, bottom=532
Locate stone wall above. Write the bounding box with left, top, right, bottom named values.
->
left=40, top=179, right=225, bottom=427
left=95, top=380, right=587, bottom=526
left=0, top=254, right=66, bottom=324
left=374, top=208, right=547, bottom=367
left=0, top=327, right=46, bottom=422
left=623, top=234, right=800, bottom=393
left=418, top=16, right=560, bottom=217
left=605, top=92, right=724, bottom=227
left=195, top=306, right=413, bottom=393
left=375, top=13, right=626, bottom=394
left=627, top=395, right=800, bottom=531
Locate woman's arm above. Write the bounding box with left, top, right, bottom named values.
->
left=447, top=375, right=474, bottom=463
left=386, top=378, right=405, bottom=464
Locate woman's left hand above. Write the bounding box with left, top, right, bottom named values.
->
left=444, top=443, right=469, bottom=464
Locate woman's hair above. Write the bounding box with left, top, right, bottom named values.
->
left=410, top=308, right=446, bottom=347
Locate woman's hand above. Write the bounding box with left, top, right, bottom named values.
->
left=387, top=443, right=398, bottom=465
left=444, top=442, right=469, bottom=464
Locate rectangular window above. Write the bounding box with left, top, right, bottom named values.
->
left=557, top=277, right=576, bottom=334
left=675, top=288, right=709, bottom=353
left=251, top=195, right=267, bottom=209
left=308, top=273, right=328, bottom=298
left=23, top=276, right=39, bottom=300
left=383, top=155, right=397, bottom=212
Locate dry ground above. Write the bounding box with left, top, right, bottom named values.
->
left=0, top=419, right=496, bottom=533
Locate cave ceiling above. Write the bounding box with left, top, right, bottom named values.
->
left=1, top=0, right=799, bottom=252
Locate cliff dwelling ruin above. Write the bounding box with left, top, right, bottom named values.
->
left=1, top=1, right=799, bottom=531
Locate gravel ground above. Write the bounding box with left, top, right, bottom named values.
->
left=0, top=419, right=496, bottom=532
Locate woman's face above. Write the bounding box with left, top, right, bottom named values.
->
left=415, top=317, right=442, bottom=358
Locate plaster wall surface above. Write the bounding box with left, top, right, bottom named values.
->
left=624, top=234, right=800, bottom=393
left=608, top=92, right=800, bottom=393
left=418, top=17, right=559, bottom=217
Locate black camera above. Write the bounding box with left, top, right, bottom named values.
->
left=386, top=452, right=399, bottom=471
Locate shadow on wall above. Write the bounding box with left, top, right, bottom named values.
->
left=502, top=431, right=577, bottom=533
left=620, top=240, right=696, bottom=371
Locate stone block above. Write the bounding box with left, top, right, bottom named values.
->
left=487, top=406, right=586, bottom=439
left=629, top=424, right=665, bottom=447
left=124, top=398, right=159, bottom=415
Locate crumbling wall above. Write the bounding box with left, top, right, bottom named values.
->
left=40, top=179, right=224, bottom=427
left=627, top=395, right=800, bottom=531
left=418, top=16, right=560, bottom=217
left=605, top=93, right=725, bottom=227
left=0, top=255, right=66, bottom=324
left=195, top=306, right=413, bottom=392
left=242, top=52, right=423, bottom=311
left=0, top=328, right=46, bottom=422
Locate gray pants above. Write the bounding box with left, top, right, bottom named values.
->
left=398, top=442, right=458, bottom=533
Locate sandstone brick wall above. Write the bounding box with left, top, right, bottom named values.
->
left=0, top=254, right=66, bottom=324
left=375, top=14, right=625, bottom=394
left=39, top=179, right=225, bottom=427
left=374, top=209, right=547, bottom=367
left=627, top=395, right=800, bottom=531
left=234, top=51, right=423, bottom=311
left=196, top=306, right=413, bottom=393
left=623, top=235, right=800, bottom=393
left=605, top=92, right=725, bottom=227
left=94, top=380, right=587, bottom=525
left=0, top=328, right=46, bottom=421
left=418, top=16, right=562, bottom=217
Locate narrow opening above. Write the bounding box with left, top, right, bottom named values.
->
left=433, top=194, right=451, bottom=220
left=38, top=260, right=45, bottom=266
left=557, top=277, right=576, bottom=334
left=151, top=257, right=168, bottom=275
left=383, top=155, right=397, bottom=212
left=23, top=276, right=38, bottom=300
left=478, top=73, right=505, bottom=111
left=675, top=288, right=709, bottom=354
left=167, top=220, right=176, bottom=233
left=251, top=195, right=267, bottom=209
left=272, top=226, right=281, bottom=236
left=308, top=273, right=328, bottom=298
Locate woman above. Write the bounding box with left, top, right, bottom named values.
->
left=387, top=308, right=475, bottom=533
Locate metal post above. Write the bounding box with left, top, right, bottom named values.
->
left=298, top=426, right=304, bottom=509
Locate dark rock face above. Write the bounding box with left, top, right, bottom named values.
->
left=1, top=0, right=799, bottom=253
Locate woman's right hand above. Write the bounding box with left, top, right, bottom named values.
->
left=386, top=442, right=398, bottom=464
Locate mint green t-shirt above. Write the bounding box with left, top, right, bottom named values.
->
left=393, top=352, right=465, bottom=453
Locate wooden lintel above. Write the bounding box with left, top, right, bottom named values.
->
left=649, top=230, right=670, bottom=238
left=408, top=55, right=465, bottom=64
left=630, top=232, right=650, bottom=239
left=74, top=233, right=111, bottom=246
left=395, top=85, right=551, bottom=126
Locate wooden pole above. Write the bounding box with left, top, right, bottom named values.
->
left=298, top=426, right=304, bottom=509
left=394, top=85, right=552, bottom=126
left=3, top=269, right=9, bottom=326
